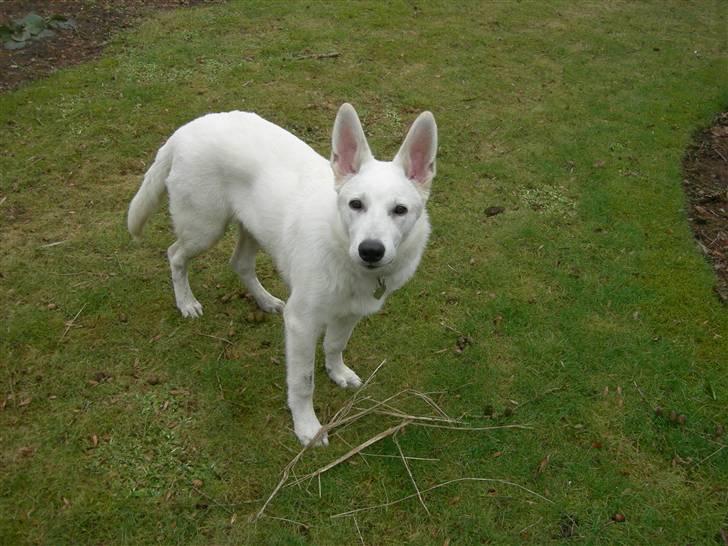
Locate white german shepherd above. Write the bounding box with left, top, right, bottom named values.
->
left=127, top=103, right=437, bottom=445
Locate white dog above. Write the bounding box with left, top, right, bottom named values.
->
left=127, top=103, right=437, bottom=445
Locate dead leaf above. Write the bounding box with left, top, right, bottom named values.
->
left=17, top=446, right=35, bottom=458
left=192, top=479, right=203, bottom=488
left=90, top=434, right=98, bottom=448
left=536, top=455, right=550, bottom=474
left=19, top=397, right=32, bottom=407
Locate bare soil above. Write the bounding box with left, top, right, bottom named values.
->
left=0, top=0, right=216, bottom=91
left=682, top=112, right=728, bottom=303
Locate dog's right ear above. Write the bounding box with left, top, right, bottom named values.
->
left=331, top=103, right=372, bottom=188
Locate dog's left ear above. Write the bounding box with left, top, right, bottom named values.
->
left=394, top=111, right=438, bottom=197
left=331, top=103, right=372, bottom=188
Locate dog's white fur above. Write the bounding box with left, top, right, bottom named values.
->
left=128, top=103, right=437, bottom=445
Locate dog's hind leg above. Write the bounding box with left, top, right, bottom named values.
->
left=324, top=316, right=363, bottom=389
left=168, top=213, right=226, bottom=318
left=230, top=223, right=284, bottom=313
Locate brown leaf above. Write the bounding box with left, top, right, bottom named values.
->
left=536, top=455, right=550, bottom=474
left=19, top=397, right=32, bottom=407
left=90, top=434, right=98, bottom=448
left=18, top=446, right=35, bottom=458
left=192, top=479, right=203, bottom=488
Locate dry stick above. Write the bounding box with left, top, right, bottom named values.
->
left=353, top=515, right=365, bottom=546
left=253, top=360, right=388, bottom=521
left=393, top=431, right=430, bottom=515
left=360, top=453, right=439, bottom=462
left=291, top=51, right=340, bottom=60
left=262, top=514, right=311, bottom=528
left=287, top=420, right=412, bottom=488
left=409, top=389, right=452, bottom=420
left=330, top=477, right=554, bottom=519
left=370, top=409, right=531, bottom=431
left=60, top=302, right=87, bottom=340
left=196, top=332, right=232, bottom=344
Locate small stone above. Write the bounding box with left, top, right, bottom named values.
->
left=612, top=513, right=625, bottom=523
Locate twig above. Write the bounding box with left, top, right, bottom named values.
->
left=360, top=453, right=439, bottom=462
left=409, top=389, right=452, bottom=420
left=254, top=360, right=388, bottom=521
left=331, top=477, right=553, bottom=519
left=40, top=240, right=68, bottom=249
left=290, top=51, right=340, bottom=60
left=393, top=431, right=430, bottom=515
left=60, top=303, right=87, bottom=340
left=287, top=420, right=412, bottom=488
left=353, top=515, right=365, bottom=545
left=262, top=514, right=310, bottom=528
left=196, top=332, right=232, bottom=344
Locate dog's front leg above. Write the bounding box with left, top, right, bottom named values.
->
left=324, top=315, right=363, bottom=389
left=284, top=304, right=327, bottom=446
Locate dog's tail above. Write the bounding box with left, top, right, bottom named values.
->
left=127, top=141, right=173, bottom=240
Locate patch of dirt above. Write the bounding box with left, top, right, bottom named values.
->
left=683, top=111, right=728, bottom=303
left=0, top=0, right=217, bottom=91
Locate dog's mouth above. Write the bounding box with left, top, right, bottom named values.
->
left=362, top=260, right=392, bottom=270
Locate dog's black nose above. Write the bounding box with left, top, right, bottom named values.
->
left=358, top=239, right=385, bottom=263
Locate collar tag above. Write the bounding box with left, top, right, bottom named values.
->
left=373, top=277, right=386, bottom=300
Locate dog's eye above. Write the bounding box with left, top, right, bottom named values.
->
left=393, top=204, right=408, bottom=216
left=349, top=199, right=363, bottom=211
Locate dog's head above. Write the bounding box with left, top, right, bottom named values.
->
left=331, top=103, right=438, bottom=271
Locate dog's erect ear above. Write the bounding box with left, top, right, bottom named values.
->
left=331, top=103, right=372, bottom=187
left=394, top=111, right=438, bottom=196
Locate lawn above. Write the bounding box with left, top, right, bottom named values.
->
left=1, top=1, right=727, bottom=544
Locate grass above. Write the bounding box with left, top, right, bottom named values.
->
left=1, top=1, right=727, bottom=544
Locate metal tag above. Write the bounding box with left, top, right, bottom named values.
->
left=373, top=277, right=386, bottom=300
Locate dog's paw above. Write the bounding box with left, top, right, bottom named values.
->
left=257, top=294, right=285, bottom=314
left=294, top=419, right=329, bottom=447
left=326, top=364, right=363, bottom=390
left=177, top=299, right=203, bottom=318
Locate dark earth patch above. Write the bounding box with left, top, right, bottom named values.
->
left=682, top=112, right=728, bottom=303
left=1, top=1, right=726, bottom=304
left=0, top=0, right=217, bottom=91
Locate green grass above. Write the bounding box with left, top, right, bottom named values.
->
left=1, top=1, right=727, bottom=544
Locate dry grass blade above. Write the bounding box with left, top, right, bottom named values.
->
left=253, top=360, right=388, bottom=521
left=287, top=420, right=411, bottom=488
left=331, top=477, right=554, bottom=519
left=393, top=431, right=430, bottom=515
left=60, top=302, right=87, bottom=340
